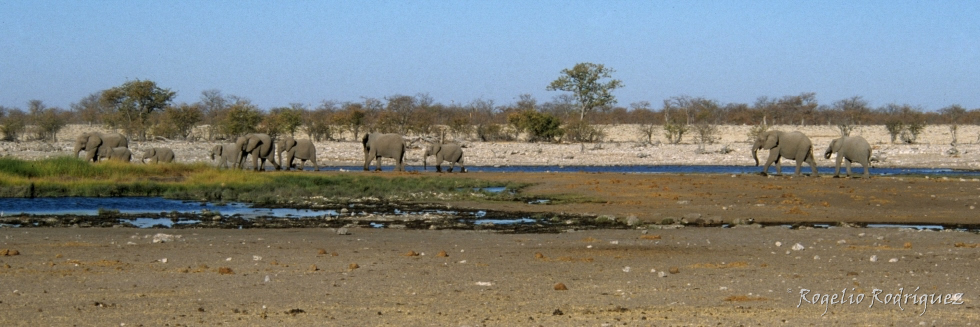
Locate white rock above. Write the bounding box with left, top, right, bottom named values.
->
left=870, top=255, right=878, bottom=262
left=888, top=258, right=899, bottom=263
left=475, top=281, right=492, bottom=286
left=253, top=255, right=262, bottom=261
left=775, top=241, right=782, bottom=247
left=791, top=243, right=805, bottom=251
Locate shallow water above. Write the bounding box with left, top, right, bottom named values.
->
left=0, top=197, right=332, bottom=217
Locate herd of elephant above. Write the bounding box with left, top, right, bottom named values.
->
left=72, top=132, right=466, bottom=173
left=72, top=130, right=871, bottom=177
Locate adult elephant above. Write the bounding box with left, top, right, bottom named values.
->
left=98, top=147, right=132, bottom=162
left=235, top=133, right=280, bottom=171
left=362, top=133, right=406, bottom=171
left=423, top=142, right=465, bottom=173
left=74, top=132, right=129, bottom=162
left=210, top=143, right=239, bottom=169
left=276, top=136, right=319, bottom=171
left=141, top=147, right=175, bottom=164
left=824, top=136, right=872, bottom=178
left=752, top=130, right=819, bottom=177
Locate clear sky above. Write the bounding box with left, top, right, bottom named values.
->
left=2, top=1, right=978, bottom=112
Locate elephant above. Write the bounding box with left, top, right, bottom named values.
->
left=362, top=133, right=406, bottom=171
left=73, top=132, right=129, bottom=162
left=98, top=147, right=132, bottom=162
left=276, top=136, right=319, bottom=171
left=235, top=133, right=280, bottom=171
left=141, top=147, right=175, bottom=164
left=210, top=143, right=239, bottom=169
left=751, top=130, right=819, bottom=177
left=423, top=142, right=465, bottom=173
left=824, top=136, right=872, bottom=178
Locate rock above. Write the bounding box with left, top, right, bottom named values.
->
left=554, top=283, right=568, bottom=290
left=436, top=250, right=448, bottom=257
left=625, top=215, right=640, bottom=226
left=309, top=264, right=319, bottom=271
left=669, top=267, right=680, bottom=274
left=403, top=251, right=420, bottom=257
left=348, top=263, right=359, bottom=270
left=317, top=249, right=328, bottom=255
left=218, top=267, right=234, bottom=275
left=336, top=228, right=350, bottom=235
left=152, top=233, right=178, bottom=243
left=791, top=243, right=805, bottom=251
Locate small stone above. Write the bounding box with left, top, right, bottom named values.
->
left=331, top=252, right=339, bottom=257
left=252, top=255, right=262, bottom=261
left=554, top=283, right=568, bottom=290
left=348, top=263, right=359, bottom=270
left=336, top=228, right=350, bottom=235
left=669, top=267, right=680, bottom=274
left=309, top=264, right=319, bottom=271
left=904, top=242, right=912, bottom=249
left=870, top=255, right=878, bottom=262
left=317, top=249, right=328, bottom=255
left=535, top=252, right=545, bottom=259
left=791, top=243, right=805, bottom=251
left=437, top=250, right=448, bottom=257
left=217, top=267, right=234, bottom=275
left=404, top=251, right=420, bottom=257
left=658, top=271, right=668, bottom=278
left=775, top=241, right=782, bottom=247
left=888, top=258, right=899, bottom=263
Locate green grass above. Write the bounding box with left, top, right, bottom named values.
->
left=0, top=156, right=527, bottom=205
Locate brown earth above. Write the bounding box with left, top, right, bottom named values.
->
left=1, top=172, right=979, bottom=325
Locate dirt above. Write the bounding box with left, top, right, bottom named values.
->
left=1, top=172, right=979, bottom=325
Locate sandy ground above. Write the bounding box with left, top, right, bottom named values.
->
left=1, top=228, right=977, bottom=326
left=3, top=124, right=980, bottom=169
left=2, top=124, right=979, bottom=325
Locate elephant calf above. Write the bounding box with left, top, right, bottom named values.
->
left=824, top=136, right=872, bottom=178
left=423, top=142, right=465, bottom=173
left=276, top=136, right=319, bottom=171
left=210, top=143, right=239, bottom=169
left=141, top=147, right=175, bottom=164
left=98, top=147, right=132, bottom=162
left=752, top=130, right=818, bottom=177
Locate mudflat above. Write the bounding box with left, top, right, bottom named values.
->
left=2, top=171, right=979, bottom=325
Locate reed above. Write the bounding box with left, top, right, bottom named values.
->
left=0, top=157, right=524, bottom=204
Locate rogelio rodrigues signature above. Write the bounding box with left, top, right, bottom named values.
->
left=798, top=288, right=964, bottom=316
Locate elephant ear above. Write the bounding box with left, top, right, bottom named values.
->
left=763, top=132, right=778, bottom=149
left=430, top=143, right=441, bottom=155
left=246, top=137, right=261, bottom=152
left=287, top=139, right=298, bottom=151
left=87, top=135, right=103, bottom=150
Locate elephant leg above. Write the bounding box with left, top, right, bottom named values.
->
left=834, top=155, right=843, bottom=177
left=312, top=158, right=319, bottom=171
left=845, top=159, right=853, bottom=177
left=861, top=161, right=870, bottom=178
left=375, top=156, right=382, bottom=171
left=794, top=160, right=803, bottom=176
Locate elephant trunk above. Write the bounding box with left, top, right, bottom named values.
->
left=752, top=147, right=760, bottom=166
left=73, top=144, right=83, bottom=158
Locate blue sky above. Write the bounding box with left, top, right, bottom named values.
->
left=2, top=1, right=978, bottom=111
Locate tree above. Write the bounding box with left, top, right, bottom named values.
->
left=0, top=106, right=28, bottom=141
left=547, top=62, right=623, bottom=120
left=100, top=79, right=176, bottom=140
left=153, top=103, right=203, bottom=140
left=332, top=102, right=367, bottom=140
left=28, top=100, right=69, bottom=141
left=939, top=104, right=967, bottom=146
left=220, top=99, right=263, bottom=137
left=198, top=89, right=229, bottom=140
left=507, top=109, right=563, bottom=142
left=71, top=92, right=109, bottom=125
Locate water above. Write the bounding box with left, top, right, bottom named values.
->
left=0, top=197, right=333, bottom=218
left=306, top=165, right=980, bottom=176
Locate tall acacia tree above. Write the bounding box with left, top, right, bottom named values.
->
left=547, top=62, right=623, bottom=120
left=100, top=79, right=176, bottom=140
